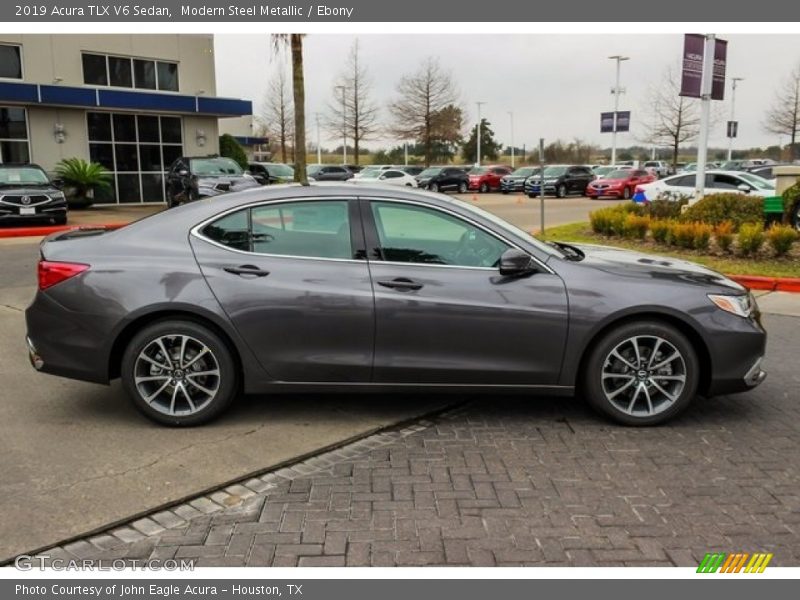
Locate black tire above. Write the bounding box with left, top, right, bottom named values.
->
left=166, top=193, right=179, bottom=209
left=622, top=187, right=632, bottom=200
left=556, top=184, right=567, bottom=198
left=457, top=182, right=467, bottom=194
left=121, top=320, right=239, bottom=426
left=583, top=320, right=699, bottom=426
left=54, top=215, right=68, bottom=225
left=527, top=192, right=536, bottom=198
left=501, top=190, right=509, bottom=195
left=429, top=182, right=440, bottom=193
left=479, top=182, right=489, bottom=193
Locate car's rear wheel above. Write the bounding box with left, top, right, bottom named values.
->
left=556, top=184, right=567, bottom=198
left=457, top=182, right=467, bottom=194
left=479, top=182, right=489, bottom=193
left=121, top=320, right=238, bottom=426
left=583, top=321, right=699, bottom=426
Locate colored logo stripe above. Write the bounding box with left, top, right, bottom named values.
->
left=697, top=552, right=773, bottom=573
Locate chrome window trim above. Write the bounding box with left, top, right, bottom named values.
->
left=190, top=193, right=554, bottom=275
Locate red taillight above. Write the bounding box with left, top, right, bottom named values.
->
left=38, top=260, right=90, bottom=291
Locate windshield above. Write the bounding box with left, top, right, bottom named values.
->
left=419, top=168, right=442, bottom=177
left=468, top=167, right=489, bottom=174
left=606, top=170, right=633, bottom=179
left=442, top=195, right=564, bottom=259
left=307, top=165, right=322, bottom=176
left=721, top=161, right=742, bottom=170
left=190, top=158, right=243, bottom=177
left=269, top=164, right=293, bottom=177
left=593, top=166, right=615, bottom=176
left=511, top=167, right=538, bottom=177
left=0, top=166, right=50, bottom=186
left=543, top=166, right=567, bottom=177
left=358, top=167, right=382, bottom=178
left=738, top=172, right=775, bottom=190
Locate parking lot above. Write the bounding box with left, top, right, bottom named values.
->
left=2, top=193, right=799, bottom=566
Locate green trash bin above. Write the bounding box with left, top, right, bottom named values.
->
left=764, top=196, right=784, bottom=225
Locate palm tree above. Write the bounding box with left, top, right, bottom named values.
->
left=272, top=34, right=308, bottom=184
left=54, top=157, right=112, bottom=208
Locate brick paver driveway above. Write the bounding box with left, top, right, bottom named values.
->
left=35, top=314, right=800, bottom=567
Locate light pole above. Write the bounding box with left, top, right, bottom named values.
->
left=608, top=55, right=629, bottom=166
left=404, top=141, right=408, bottom=166
left=475, top=101, right=486, bottom=166
left=335, top=85, right=347, bottom=164
left=508, top=111, right=515, bottom=168
left=314, top=112, right=322, bottom=165
left=727, top=77, right=744, bottom=161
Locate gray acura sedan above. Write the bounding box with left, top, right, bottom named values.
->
left=25, top=185, right=766, bottom=426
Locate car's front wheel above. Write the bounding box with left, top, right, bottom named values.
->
left=479, top=182, right=489, bottom=193
left=457, top=182, right=468, bottom=194
left=622, top=187, right=632, bottom=200
left=583, top=321, right=699, bottom=426
left=429, top=183, right=439, bottom=193
left=121, top=320, right=239, bottom=426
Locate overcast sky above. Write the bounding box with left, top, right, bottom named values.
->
left=214, top=34, right=800, bottom=153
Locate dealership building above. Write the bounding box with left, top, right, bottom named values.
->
left=0, top=34, right=252, bottom=204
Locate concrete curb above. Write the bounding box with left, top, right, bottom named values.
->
left=729, top=275, right=800, bottom=294
left=0, top=223, right=126, bottom=239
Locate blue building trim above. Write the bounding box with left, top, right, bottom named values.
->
left=0, top=81, right=251, bottom=117
left=234, top=136, right=270, bottom=146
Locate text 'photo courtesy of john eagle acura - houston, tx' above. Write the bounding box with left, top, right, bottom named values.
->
left=25, top=184, right=766, bottom=427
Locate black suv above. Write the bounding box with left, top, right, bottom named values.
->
left=307, top=165, right=354, bottom=181
left=0, top=163, right=67, bottom=226
left=524, top=165, right=594, bottom=198
left=166, top=156, right=260, bottom=207
left=415, top=167, right=469, bottom=193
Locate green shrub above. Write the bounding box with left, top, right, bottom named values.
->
left=737, top=223, right=765, bottom=256
left=650, top=219, right=672, bottom=244
left=590, top=206, right=628, bottom=236
left=670, top=222, right=697, bottom=248
left=589, top=209, right=611, bottom=234
left=682, top=193, right=764, bottom=230
left=766, top=223, right=799, bottom=257
left=693, top=222, right=713, bottom=251
left=54, top=157, right=113, bottom=208
left=219, top=133, right=248, bottom=170
left=622, top=213, right=650, bottom=240
left=714, top=221, right=735, bottom=253
left=782, top=181, right=800, bottom=223
left=642, top=198, right=687, bottom=220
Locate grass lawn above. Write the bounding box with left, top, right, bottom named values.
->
left=542, top=222, right=800, bottom=278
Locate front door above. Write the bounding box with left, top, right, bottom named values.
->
left=190, top=197, right=374, bottom=383
left=362, top=198, right=569, bottom=385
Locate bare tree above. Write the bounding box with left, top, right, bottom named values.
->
left=272, top=34, right=307, bottom=183
left=258, top=65, right=294, bottom=163
left=325, top=39, right=379, bottom=165
left=763, top=64, right=800, bottom=159
left=389, top=57, right=460, bottom=166
left=639, top=67, right=701, bottom=169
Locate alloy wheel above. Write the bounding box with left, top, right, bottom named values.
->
left=133, top=334, right=221, bottom=417
left=600, top=335, right=687, bottom=418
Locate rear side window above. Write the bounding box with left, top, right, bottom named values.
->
left=201, top=200, right=352, bottom=260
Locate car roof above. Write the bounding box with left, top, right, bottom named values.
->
left=0, top=162, right=45, bottom=170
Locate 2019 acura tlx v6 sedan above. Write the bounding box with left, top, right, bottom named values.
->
left=25, top=185, right=766, bottom=426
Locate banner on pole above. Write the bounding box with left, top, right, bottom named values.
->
left=615, top=111, right=631, bottom=132
left=726, top=120, right=738, bottom=138
left=712, top=38, right=728, bottom=101
left=680, top=33, right=705, bottom=98
left=600, top=112, right=615, bottom=133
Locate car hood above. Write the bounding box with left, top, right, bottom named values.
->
left=0, top=185, right=60, bottom=195
left=503, top=175, right=528, bottom=181
left=195, top=175, right=259, bottom=190
left=591, top=178, right=629, bottom=185
left=569, top=243, right=745, bottom=292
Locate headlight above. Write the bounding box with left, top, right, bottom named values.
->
left=50, top=191, right=66, bottom=201
left=545, top=179, right=558, bottom=184
left=708, top=293, right=755, bottom=318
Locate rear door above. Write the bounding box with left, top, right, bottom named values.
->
left=190, top=197, right=374, bottom=382
left=361, top=197, right=569, bottom=385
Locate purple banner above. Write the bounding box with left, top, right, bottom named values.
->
left=680, top=33, right=705, bottom=98
left=616, top=111, right=631, bottom=132
left=712, top=38, right=727, bottom=101
left=601, top=112, right=615, bottom=133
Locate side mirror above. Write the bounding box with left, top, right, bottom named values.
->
left=737, top=183, right=751, bottom=193
left=499, top=248, right=537, bottom=276
left=178, top=169, right=189, bottom=177
left=51, top=178, right=65, bottom=189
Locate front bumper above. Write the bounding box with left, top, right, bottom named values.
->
left=704, top=311, right=768, bottom=396
left=587, top=187, right=623, bottom=197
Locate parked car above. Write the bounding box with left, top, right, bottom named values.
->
left=25, top=184, right=766, bottom=427
left=306, top=164, right=354, bottom=181
left=524, top=165, right=594, bottom=198
left=745, top=163, right=792, bottom=180
left=642, top=161, right=670, bottom=177
left=593, top=165, right=633, bottom=180
left=349, top=168, right=417, bottom=187
left=165, top=156, right=260, bottom=208
left=415, top=167, right=469, bottom=193
left=634, top=170, right=776, bottom=202
left=467, top=165, right=512, bottom=193
left=353, top=165, right=397, bottom=179
left=586, top=169, right=656, bottom=200
left=399, top=166, right=425, bottom=176
left=500, top=167, right=541, bottom=193
left=248, top=162, right=294, bottom=185
left=0, top=163, right=68, bottom=226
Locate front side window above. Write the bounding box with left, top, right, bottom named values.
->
left=0, top=45, right=22, bottom=79
left=203, top=200, right=353, bottom=260
left=370, top=202, right=509, bottom=268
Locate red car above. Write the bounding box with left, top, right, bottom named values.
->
left=467, top=165, right=512, bottom=192
left=586, top=168, right=655, bottom=199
